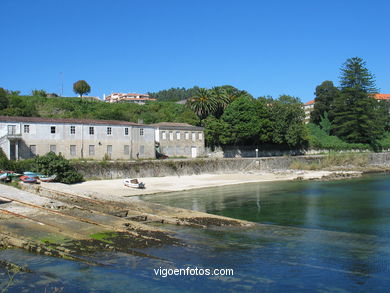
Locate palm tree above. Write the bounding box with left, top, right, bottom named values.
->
left=210, top=86, right=230, bottom=118
left=187, top=88, right=217, bottom=123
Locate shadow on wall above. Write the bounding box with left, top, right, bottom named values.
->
left=207, top=146, right=305, bottom=158
left=18, top=140, right=36, bottom=159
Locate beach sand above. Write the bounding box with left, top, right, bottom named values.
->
left=69, top=170, right=360, bottom=197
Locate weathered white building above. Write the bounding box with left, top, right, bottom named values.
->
left=0, top=116, right=155, bottom=160
left=151, top=122, right=205, bottom=158
left=104, top=93, right=156, bottom=105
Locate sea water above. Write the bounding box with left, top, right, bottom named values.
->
left=1, top=174, right=390, bottom=292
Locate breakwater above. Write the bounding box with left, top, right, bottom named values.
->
left=71, top=152, right=390, bottom=180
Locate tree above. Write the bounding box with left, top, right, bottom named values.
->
left=339, top=57, right=377, bottom=93
left=73, top=80, right=91, bottom=97
left=269, top=95, right=307, bottom=147
left=310, top=81, right=339, bottom=124
left=332, top=57, right=384, bottom=144
left=187, top=88, right=217, bottom=123
left=219, top=97, right=260, bottom=145
left=0, top=88, right=9, bottom=110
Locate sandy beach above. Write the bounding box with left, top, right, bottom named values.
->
left=68, top=170, right=361, bottom=198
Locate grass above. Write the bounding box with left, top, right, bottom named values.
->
left=89, top=232, right=117, bottom=244
left=290, top=152, right=369, bottom=170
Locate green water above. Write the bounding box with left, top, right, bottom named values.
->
left=1, top=174, right=390, bottom=292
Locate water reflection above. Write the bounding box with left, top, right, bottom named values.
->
left=2, top=174, right=390, bottom=292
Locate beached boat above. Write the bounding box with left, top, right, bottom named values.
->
left=23, top=172, right=42, bottom=178
left=124, top=178, right=145, bottom=189
left=38, top=175, right=56, bottom=182
left=20, top=175, right=38, bottom=184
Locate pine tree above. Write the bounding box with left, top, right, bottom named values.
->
left=332, top=57, right=384, bottom=144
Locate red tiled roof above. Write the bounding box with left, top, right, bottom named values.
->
left=150, top=122, right=204, bottom=130
left=374, top=94, right=390, bottom=100
left=0, top=116, right=149, bottom=127
left=121, top=97, right=156, bottom=101
left=304, top=100, right=315, bottom=105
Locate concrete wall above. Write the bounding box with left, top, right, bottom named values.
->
left=72, top=152, right=390, bottom=180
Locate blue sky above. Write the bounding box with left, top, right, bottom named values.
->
left=1, top=0, right=389, bottom=102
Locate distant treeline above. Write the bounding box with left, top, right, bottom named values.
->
left=148, top=86, right=200, bottom=102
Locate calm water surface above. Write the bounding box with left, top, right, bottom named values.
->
left=1, top=174, right=390, bottom=292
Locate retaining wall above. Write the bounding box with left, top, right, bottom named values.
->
left=71, top=152, right=390, bottom=180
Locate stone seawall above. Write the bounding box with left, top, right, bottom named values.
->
left=71, top=152, right=390, bottom=180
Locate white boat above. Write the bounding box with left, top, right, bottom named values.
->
left=124, top=178, right=145, bottom=189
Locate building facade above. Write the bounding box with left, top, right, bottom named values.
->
left=104, top=93, right=156, bottom=105
left=151, top=122, right=205, bottom=158
left=0, top=116, right=155, bottom=160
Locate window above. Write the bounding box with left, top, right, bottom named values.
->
left=140, top=145, right=145, bottom=155
left=29, top=145, right=36, bottom=156
left=185, top=132, right=189, bottom=140
left=70, top=126, right=75, bottom=134
left=24, top=125, right=30, bottom=134
left=89, top=145, right=95, bottom=156
left=51, top=126, right=56, bottom=134
left=176, top=131, right=180, bottom=140
left=192, top=132, right=196, bottom=141
left=89, top=127, right=94, bottom=135
left=169, top=131, right=173, bottom=141
left=107, top=127, right=112, bottom=135
left=124, top=145, right=130, bottom=155
left=107, top=145, right=112, bottom=157
left=50, top=145, right=56, bottom=153
left=162, top=131, right=166, bottom=140
left=198, top=132, right=203, bottom=140
left=140, top=128, right=144, bottom=136
left=70, top=145, right=76, bottom=156
left=124, top=127, right=129, bottom=136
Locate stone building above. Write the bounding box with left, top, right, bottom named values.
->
left=0, top=116, right=155, bottom=160
left=151, top=122, right=205, bottom=158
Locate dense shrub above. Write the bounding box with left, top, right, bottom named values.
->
left=33, top=152, right=84, bottom=184
left=307, top=123, right=371, bottom=151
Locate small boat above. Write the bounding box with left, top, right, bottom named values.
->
left=0, top=172, right=10, bottom=181
left=38, top=175, right=56, bottom=182
left=124, top=178, right=145, bottom=189
left=20, top=175, right=38, bottom=184
left=23, top=172, right=42, bottom=178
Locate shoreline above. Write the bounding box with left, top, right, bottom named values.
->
left=67, top=169, right=362, bottom=199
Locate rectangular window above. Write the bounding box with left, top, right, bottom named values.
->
left=50, top=145, right=56, bottom=153
left=198, top=132, right=203, bottom=140
left=89, top=145, right=95, bottom=156
left=70, top=126, right=76, bottom=134
left=192, top=132, right=196, bottom=141
left=107, top=127, right=112, bottom=135
left=124, top=127, right=129, bottom=136
left=24, top=125, right=30, bottom=134
left=89, top=127, right=94, bottom=135
left=140, top=128, right=144, bottom=136
left=185, top=132, right=189, bottom=140
left=140, top=145, right=145, bottom=155
left=107, top=145, right=112, bottom=157
left=124, top=145, right=130, bottom=155
left=162, top=131, right=166, bottom=140
left=29, top=145, right=36, bottom=156
left=70, top=145, right=76, bottom=156
left=169, top=131, right=173, bottom=141
left=51, top=126, right=56, bottom=134
left=176, top=131, right=180, bottom=140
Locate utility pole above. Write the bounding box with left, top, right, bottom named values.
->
left=60, top=72, right=64, bottom=97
